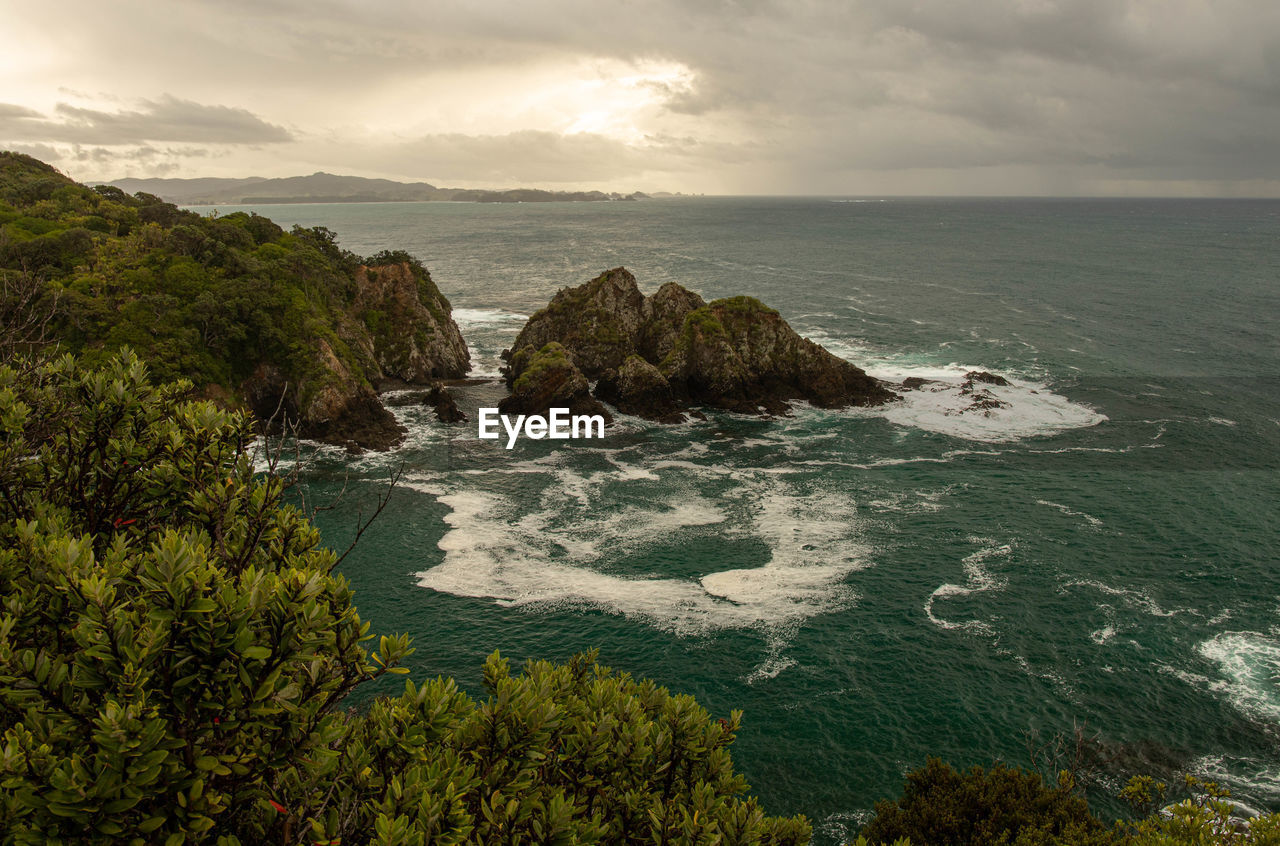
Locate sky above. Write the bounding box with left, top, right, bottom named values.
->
left=2, top=0, right=1278, bottom=196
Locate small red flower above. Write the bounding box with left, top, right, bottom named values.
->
left=269, top=800, right=286, bottom=814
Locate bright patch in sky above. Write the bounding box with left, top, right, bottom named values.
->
left=478, top=59, right=693, bottom=142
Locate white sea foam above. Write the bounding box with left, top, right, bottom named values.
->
left=1198, top=632, right=1280, bottom=724
left=450, top=307, right=529, bottom=326
left=1090, top=625, right=1117, bottom=645
left=450, top=308, right=529, bottom=377
left=413, top=470, right=871, bottom=636
left=1064, top=579, right=1198, bottom=619
left=1192, top=754, right=1280, bottom=813
left=924, top=540, right=1011, bottom=634
left=802, top=334, right=1105, bottom=442
left=745, top=638, right=799, bottom=684
left=1035, top=499, right=1104, bottom=528
left=876, top=367, right=1105, bottom=442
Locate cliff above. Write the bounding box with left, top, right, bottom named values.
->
left=350, top=261, right=470, bottom=384
left=503, top=267, right=897, bottom=420
left=0, top=151, right=469, bottom=450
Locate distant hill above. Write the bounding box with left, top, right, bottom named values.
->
left=104, top=172, right=649, bottom=205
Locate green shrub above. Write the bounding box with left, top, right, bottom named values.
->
left=859, top=758, right=1123, bottom=846
left=1125, top=776, right=1280, bottom=846
left=0, top=351, right=809, bottom=845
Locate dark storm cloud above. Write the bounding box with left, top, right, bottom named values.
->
left=0, top=96, right=292, bottom=145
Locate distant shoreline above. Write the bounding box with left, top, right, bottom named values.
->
left=100, top=171, right=665, bottom=206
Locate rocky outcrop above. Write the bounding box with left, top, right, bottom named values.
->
left=383, top=383, right=467, bottom=423
left=965, top=370, right=1010, bottom=387
left=498, top=343, right=612, bottom=422
left=241, top=343, right=405, bottom=451
left=595, top=355, right=685, bottom=423
left=657, top=296, right=896, bottom=414
left=351, top=262, right=470, bottom=382
left=240, top=261, right=470, bottom=451
left=959, top=370, right=1011, bottom=414
left=639, top=282, right=707, bottom=362
left=503, top=267, right=897, bottom=420
left=508, top=267, right=647, bottom=379
left=425, top=383, right=467, bottom=423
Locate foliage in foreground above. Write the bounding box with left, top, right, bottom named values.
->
left=859, top=758, right=1121, bottom=846
left=0, top=352, right=810, bottom=845
left=857, top=760, right=1280, bottom=846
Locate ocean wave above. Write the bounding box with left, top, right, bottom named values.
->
left=798, top=332, right=1105, bottom=442
left=875, top=366, right=1105, bottom=442
left=1198, top=632, right=1280, bottom=724
left=1191, top=754, right=1280, bottom=815
left=1063, top=579, right=1199, bottom=619
left=450, top=307, right=529, bottom=326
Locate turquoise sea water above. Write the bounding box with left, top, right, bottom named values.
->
left=193, top=197, right=1280, bottom=840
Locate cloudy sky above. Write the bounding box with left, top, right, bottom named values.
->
left=3, top=0, right=1278, bottom=195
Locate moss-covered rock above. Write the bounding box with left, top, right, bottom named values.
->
left=506, top=267, right=897, bottom=420
left=595, top=354, right=685, bottom=422
left=500, top=342, right=612, bottom=422
left=661, top=295, right=897, bottom=413
left=508, top=267, right=646, bottom=379
left=639, top=281, right=708, bottom=362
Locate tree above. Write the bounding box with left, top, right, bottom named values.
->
left=0, top=351, right=809, bottom=845
left=0, top=264, right=57, bottom=361
left=859, top=758, right=1123, bottom=846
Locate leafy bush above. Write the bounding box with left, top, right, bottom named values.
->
left=1124, top=776, right=1280, bottom=846
left=0, top=351, right=809, bottom=845
left=859, top=758, right=1123, bottom=846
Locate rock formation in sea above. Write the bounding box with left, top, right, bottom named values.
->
left=502, top=267, right=897, bottom=421
left=352, top=262, right=471, bottom=383
left=382, top=382, right=468, bottom=424
left=896, top=369, right=1013, bottom=417
left=498, top=342, right=613, bottom=422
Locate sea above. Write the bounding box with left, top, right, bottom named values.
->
left=189, top=196, right=1280, bottom=841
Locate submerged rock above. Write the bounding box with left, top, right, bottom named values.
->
left=964, top=370, right=1011, bottom=387
left=505, top=267, right=897, bottom=420
left=384, top=383, right=468, bottom=423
